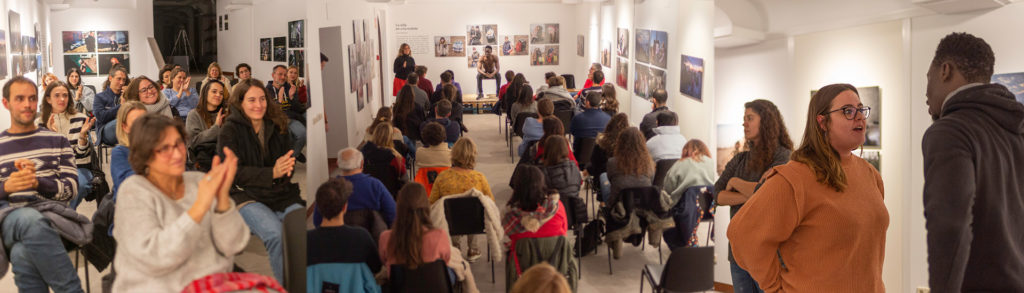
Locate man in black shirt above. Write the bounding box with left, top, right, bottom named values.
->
left=307, top=178, right=382, bottom=273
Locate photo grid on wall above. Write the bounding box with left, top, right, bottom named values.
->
left=348, top=18, right=377, bottom=111
left=632, top=28, right=668, bottom=100
left=529, top=23, right=559, bottom=66
left=288, top=19, right=306, bottom=77
left=61, top=29, right=130, bottom=76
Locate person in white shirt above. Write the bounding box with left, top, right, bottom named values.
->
left=646, top=111, right=687, bottom=161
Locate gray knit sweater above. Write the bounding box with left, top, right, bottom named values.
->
left=113, top=172, right=250, bottom=292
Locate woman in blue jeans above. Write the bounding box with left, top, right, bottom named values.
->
left=35, top=81, right=97, bottom=209
left=218, top=79, right=305, bottom=283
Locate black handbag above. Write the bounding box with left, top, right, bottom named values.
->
left=84, top=144, right=110, bottom=203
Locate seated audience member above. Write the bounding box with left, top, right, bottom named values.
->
left=581, top=63, right=604, bottom=90
left=415, top=65, right=434, bottom=97
left=379, top=183, right=452, bottom=276
left=200, top=62, right=232, bottom=93
left=286, top=65, right=308, bottom=106
left=569, top=91, right=612, bottom=139
left=575, top=70, right=604, bottom=103
left=510, top=86, right=538, bottom=120
left=95, top=65, right=129, bottom=146
left=428, top=137, right=492, bottom=261
left=537, top=76, right=573, bottom=107
left=510, top=263, right=572, bottom=293
left=415, top=122, right=451, bottom=169
left=600, top=83, right=619, bottom=115
left=36, top=82, right=95, bottom=209
left=158, top=64, right=175, bottom=90
left=363, top=107, right=405, bottom=144
left=539, top=136, right=582, bottom=198
left=532, top=118, right=577, bottom=164
left=663, top=139, right=716, bottom=206
left=111, top=102, right=150, bottom=198
left=327, top=148, right=396, bottom=227
left=498, top=70, right=515, bottom=101
left=587, top=113, right=630, bottom=202
left=646, top=112, right=687, bottom=161
left=113, top=114, right=249, bottom=291
left=265, top=65, right=307, bottom=163
left=640, top=89, right=674, bottom=140
left=360, top=123, right=407, bottom=196
left=422, top=100, right=461, bottom=144
left=429, top=84, right=467, bottom=133
left=393, top=85, right=426, bottom=143
left=0, top=77, right=88, bottom=292
left=407, top=73, right=430, bottom=111
left=163, top=67, right=200, bottom=122
left=498, top=73, right=528, bottom=115
left=518, top=99, right=554, bottom=157
left=503, top=165, right=568, bottom=249
left=605, top=127, right=657, bottom=258
left=218, top=79, right=305, bottom=283
left=232, top=63, right=252, bottom=92
left=66, top=68, right=96, bottom=115
left=124, top=76, right=175, bottom=118
left=535, top=72, right=557, bottom=95
left=432, top=70, right=464, bottom=104
left=307, top=177, right=383, bottom=274
left=186, top=80, right=228, bottom=171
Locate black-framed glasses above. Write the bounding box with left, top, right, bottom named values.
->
left=823, top=106, right=871, bottom=120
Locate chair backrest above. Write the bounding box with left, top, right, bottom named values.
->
left=619, top=186, right=666, bottom=216
left=513, top=112, right=539, bottom=137
left=414, top=166, right=450, bottom=195
left=306, top=263, right=380, bottom=293
left=561, top=195, right=587, bottom=229
left=389, top=260, right=452, bottom=293
left=554, top=110, right=573, bottom=134
left=443, top=197, right=486, bottom=236
left=561, top=74, right=576, bottom=89
left=343, top=209, right=387, bottom=243
left=281, top=208, right=307, bottom=293
left=652, top=159, right=677, bottom=189
left=661, top=247, right=714, bottom=292
left=572, top=137, right=597, bottom=169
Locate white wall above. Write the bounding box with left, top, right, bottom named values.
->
left=49, top=0, right=157, bottom=91
left=385, top=2, right=582, bottom=97
left=906, top=3, right=1024, bottom=291
left=0, top=0, right=51, bottom=131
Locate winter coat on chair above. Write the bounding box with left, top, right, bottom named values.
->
left=217, top=105, right=305, bottom=212
left=429, top=188, right=504, bottom=263
left=540, top=160, right=583, bottom=198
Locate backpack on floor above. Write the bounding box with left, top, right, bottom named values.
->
left=574, top=219, right=605, bottom=257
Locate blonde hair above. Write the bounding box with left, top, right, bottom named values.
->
left=207, top=62, right=223, bottom=79
left=510, top=263, right=571, bottom=293
left=450, top=137, right=478, bottom=169
left=116, top=101, right=148, bottom=146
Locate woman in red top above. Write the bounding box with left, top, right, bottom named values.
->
left=534, top=117, right=576, bottom=163
left=502, top=165, right=568, bottom=274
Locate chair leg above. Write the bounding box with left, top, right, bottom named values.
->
left=82, top=251, right=91, bottom=293
left=658, top=244, right=663, bottom=265
left=577, top=227, right=582, bottom=280
left=607, top=243, right=613, bottom=275
left=489, top=245, right=495, bottom=284
left=640, top=270, right=645, bottom=293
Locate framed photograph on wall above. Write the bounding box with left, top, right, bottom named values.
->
left=992, top=72, right=1024, bottom=104
left=273, top=37, right=286, bottom=62
left=289, top=20, right=305, bottom=48
left=616, top=57, right=628, bottom=88
left=449, top=36, right=466, bottom=57
left=467, top=24, right=497, bottom=46
left=98, top=54, right=129, bottom=74
left=544, top=45, right=559, bottom=65
left=635, top=29, right=650, bottom=64
left=634, top=63, right=665, bottom=100
left=467, top=46, right=481, bottom=68
left=288, top=50, right=305, bottom=77
left=97, top=31, right=129, bottom=52
left=259, top=38, right=271, bottom=61
left=577, top=34, right=584, bottom=57
left=601, top=43, right=610, bottom=68
left=649, top=30, right=668, bottom=69
left=63, top=31, right=95, bottom=53
left=498, top=35, right=513, bottom=56
left=679, top=54, right=704, bottom=102
left=530, top=23, right=559, bottom=45
left=9, top=11, right=21, bottom=55
left=0, top=31, right=6, bottom=79
left=434, top=36, right=452, bottom=57
left=616, top=28, right=628, bottom=58
left=530, top=46, right=545, bottom=66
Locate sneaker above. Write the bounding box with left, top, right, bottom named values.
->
left=295, top=153, right=307, bottom=164
left=467, top=248, right=482, bottom=262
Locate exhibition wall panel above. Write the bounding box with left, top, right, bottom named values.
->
left=386, top=2, right=581, bottom=98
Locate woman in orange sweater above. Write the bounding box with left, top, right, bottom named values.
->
left=728, top=83, right=889, bottom=292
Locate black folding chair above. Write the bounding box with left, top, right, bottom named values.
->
left=443, top=197, right=495, bottom=283
left=652, top=159, right=677, bottom=190
left=605, top=186, right=667, bottom=274
left=389, top=260, right=453, bottom=293
left=281, top=208, right=307, bottom=293
left=640, top=246, right=714, bottom=293
left=555, top=110, right=574, bottom=137
left=562, top=195, right=587, bottom=280
left=573, top=137, right=597, bottom=214
left=510, top=112, right=539, bottom=159
left=561, top=74, right=576, bottom=90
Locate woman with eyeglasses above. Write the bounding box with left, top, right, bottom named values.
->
left=113, top=113, right=250, bottom=291
left=728, top=84, right=887, bottom=292
left=123, top=76, right=175, bottom=118
left=714, top=99, right=793, bottom=293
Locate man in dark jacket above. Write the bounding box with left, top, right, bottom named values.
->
left=94, top=67, right=128, bottom=146
left=922, top=32, right=1024, bottom=292
left=640, top=89, right=674, bottom=140
left=266, top=65, right=306, bottom=163
left=422, top=100, right=460, bottom=144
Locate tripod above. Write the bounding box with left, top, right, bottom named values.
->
left=171, top=27, right=198, bottom=70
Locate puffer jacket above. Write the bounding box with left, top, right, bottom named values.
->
left=540, top=160, right=582, bottom=198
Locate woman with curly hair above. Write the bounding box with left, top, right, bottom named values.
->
left=604, top=127, right=659, bottom=258
left=714, top=99, right=793, bottom=292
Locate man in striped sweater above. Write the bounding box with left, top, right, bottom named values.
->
left=0, top=77, right=84, bottom=292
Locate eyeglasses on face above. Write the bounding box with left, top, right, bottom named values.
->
left=154, top=140, right=186, bottom=158
left=823, top=106, right=871, bottom=120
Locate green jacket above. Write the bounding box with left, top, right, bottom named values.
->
left=505, top=235, right=578, bottom=292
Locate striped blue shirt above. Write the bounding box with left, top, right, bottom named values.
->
left=0, top=128, right=78, bottom=206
